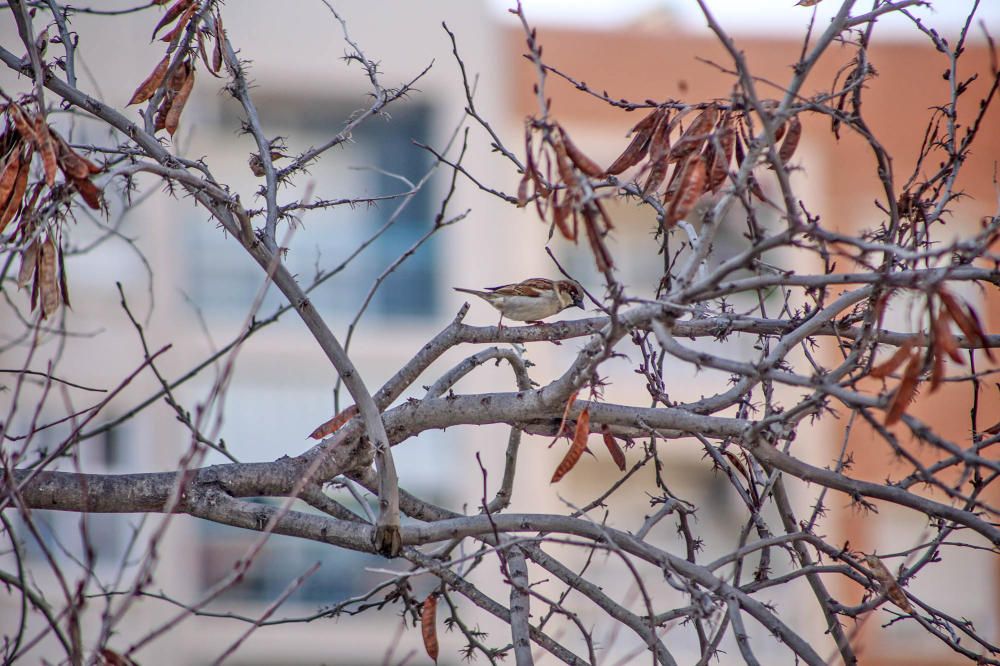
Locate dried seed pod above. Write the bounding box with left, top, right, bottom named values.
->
left=421, top=595, right=439, bottom=663
left=664, top=156, right=707, bottom=227
left=669, top=107, right=718, bottom=162
left=870, top=340, right=916, bottom=379
left=885, top=350, right=922, bottom=425
left=552, top=407, right=590, bottom=483
left=559, top=126, right=603, bottom=177
left=601, top=425, right=626, bottom=471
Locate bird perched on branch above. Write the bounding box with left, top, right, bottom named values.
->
left=454, top=277, right=584, bottom=327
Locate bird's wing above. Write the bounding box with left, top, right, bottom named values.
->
left=488, top=278, right=550, bottom=297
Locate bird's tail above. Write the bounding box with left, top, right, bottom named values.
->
left=453, top=287, right=490, bottom=298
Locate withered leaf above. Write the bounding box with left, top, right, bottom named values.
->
left=933, top=309, right=964, bottom=364
left=870, top=340, right=916, bottom=379
left=165, top=64, right=195, bottom=136
left=647, top=109, right=672, bottom=164
left=605, top=111, right=661, bottom=175
left=38, top=234, right=60, bottom=319
left=152, top=0, right=193, bottom=40
left=583, top=209, right=613, bottom=272
left=885, top=350, right=922, bottom=425
left=9, top=104, right=37, bottom=142
left=664, top=156, right=707, bottom=228
left=938, top=290, right=994, bottom=361
left=159, top=1, right=198, bottom=43
left=601, top=426, right=626, bottom=471
left=0, top=147, right=20, bottom=207
left=0, top=150, right=30, bottom=233
left=776, top=116, right=802, bottom=165
left=54, top=132, right=94, bottom=180
left=211, top=13, right=224, bottom=73
left=707, top=120, right=735, bottom=191
left=421, top=594, right=439, bottom=663
left=128, top=55, right=170, bottom=105
left=17, top=240, right=38, bottom=290
left=669, top=106, right=718, bottom=162
left=552, top=406, right=590, bottom=483
left=57, top=242, right=70, bottom=308
left=641, top=157, right=669, bottom=196
left=630, top=107, right=663, bottom=135
left=559, top=126, right=603, bottom=178
left=308, top=404, right=359, bottom=440
left=551, top=191, right=576, bottom=241
left=73, top=177, right=103, bottom=210
left=34, top=118, right=58, bottom=187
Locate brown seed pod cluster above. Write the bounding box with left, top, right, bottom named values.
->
left=518, top=123, right=615, bottom=273
left=128, top=4, right=225, bottom=136
left=873, top=288, right=993, bottom=425
left=2, top=102, right=105, bottom=319
left=605, top=102, right=802, bottom=228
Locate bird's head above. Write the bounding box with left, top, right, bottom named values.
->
left=555, top=280, right=585, bottom=310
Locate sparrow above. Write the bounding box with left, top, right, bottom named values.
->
left=453, top=278, right=585, bottom=326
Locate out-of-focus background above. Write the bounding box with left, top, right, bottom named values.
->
left=2, top=1, right=997, bottom=664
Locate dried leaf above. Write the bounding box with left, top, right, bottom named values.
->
left=38, top=234, right=60, bottom=319
left=938, top=290, right=994, bottom=361
left=98, top=647, right=138, bottom=666
left=559, top=126, right=603, bottom=178
left=196, top=29, right=212, bottom=74
left=552, top=407, right=590, bottom=483
left=647, top=109, right=672, bottom=164
left=601, top=426, right=626, bottom=471
left=128, top=55, right=170, bottom=105
left=0, top=151, right=30, bottom=233
left=552, top=135, right=576, bottom=186
left=664, top=156, right=707, bottom=227
left=0, top=147, right=21, bottom=207
left=9, top=104, right=37, bottom=142
left=54, top=133, right=95, bottom=180
left=551, top=191, right=575, bottom=241
left=707, top=119, right=734, bottom=191
left=864, top=554, right=913, bottom=613
left=57, top=242, right=71, bottom=309
left=641, top=157, right=669, bottom=196
left=594, top=197, right=614, bottom=231
left=159, top=1, right=198, bottom=43
left=605, top=111, right=660, bottom=175
left=34, top=118, right=58, bottom=187
left=629, top=107, right=663, bottom=135
left=734, top=132, right=767, bottom=201
left=583, top=209, right=613, bottom=272
left=669, top=107, right=718, bottom=162
left=17, top=240, right=38, bottom=290
left=421, top=594, right=439, bottom=663
left=308, top=405, right=359, bottom=440
left=164, top=64, right=195, bottom=136
left=776, top=116, right=802, bottom=165
left=73, top=177, right=103, bottom=210
left=885, top=351, right=922, bottom=425
left=933, top=309, right=964, bottom=364
left=212, top=13, right=224, bottom=73
left=870, top=340, right=915, bottom=379
left=152, top=0, right=193, bottom=40
left=15, top=182, right=43, bottom=238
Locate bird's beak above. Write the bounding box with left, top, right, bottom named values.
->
left=574, top=297, right=585, bottom=309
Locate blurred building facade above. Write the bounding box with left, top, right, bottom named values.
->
left=1, top=2, right=997, bottom=664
